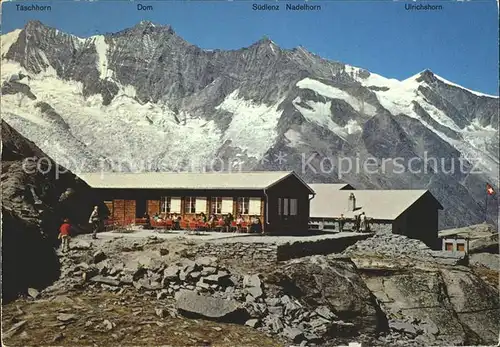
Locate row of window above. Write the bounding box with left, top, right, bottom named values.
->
left=106, top=197, right=299, bottom=217
left=160, top=197, right=260, bottom=215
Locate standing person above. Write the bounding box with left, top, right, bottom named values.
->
left=88, top=206, right=100, bottom=239
left=338, top=214, right=346, bottom=232
left=360, top=212, right=367, bottom=232
left=354, top=214, right=360, bottom=232
left=58, top=218, right=72, bottom=253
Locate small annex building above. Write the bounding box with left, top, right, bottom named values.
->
left=309, top=184, right=443, bottom=248
left=77, top=171, right=314, bottom=235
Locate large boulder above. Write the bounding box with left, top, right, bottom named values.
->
left=175, top=290, right=250, bottom=323
left=364, top=266, right=499, bottom=345
left=469, top=252, right=500, bottom=271
left=440, top=267, right=500, bottom=344
left=266, top=255, right=388, bottom=337
left=469, top=233, right=499, bottom=254
left=1, top=120, right=102, bottom=302
left=243, top=274, right=263, bottom=298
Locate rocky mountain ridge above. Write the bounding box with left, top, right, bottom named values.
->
left=1, top=20, right=498, bottom=228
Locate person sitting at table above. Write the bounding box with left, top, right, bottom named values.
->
left=189, top=217, right=198, bottom=231
left=197, top=212, right=206, bottom=230
left=250, top=215, right=262, bottom=233
left=217, top=215, right=225, bottom=231
left=236, top=214, right=244, bottom=232
left=174, top=216, right=181, bottom=230
left=207, top=214, right=216, bottom=230
left=143, top=212, right=151, bottom=229
left=153, top=213, right=160, bottom=221
left=256, top=216, right=263, bottom=233
left=200, top=212, right=207, bottom=223
left=224, top=213, right=234, bottom=232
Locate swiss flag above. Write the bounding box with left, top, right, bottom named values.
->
left=486, top=183, right=496, bottom=196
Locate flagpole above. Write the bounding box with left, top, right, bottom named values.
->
left=485, top=192, right=488, bottom=223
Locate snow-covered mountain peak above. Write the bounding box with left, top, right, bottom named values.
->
left=137, top=20, right=157, bottom=28
left=1, top=29, right=22, bottom=58
left=24, top=19, right=46, bottom=31
left=407, top=69, right=498, bottom=99
left=1, top=22, right=498, bottom=228
left=250, top=36, right=281, bottom=52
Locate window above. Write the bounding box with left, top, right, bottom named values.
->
left=237, top=197, right=250, bottom=215
left=457, top=243, right=465, bottom=252
left=290, top=198, right=298, bottom=216
left=445, top=242, right=453, bottom=251
left=211, top=197, right=222, bottom=214
left=161, top=197, right=171, bottom=213
left=185, top=197, right=196, bottom=213
left=278, top=198, right=298, bottom=216
left=221, top=197, right=233, bottom=214
left=248, top=198, right=262, bottom=215
left=170, top=197, right=181, bottom=213
left=195, top=197, right=207, bottom=214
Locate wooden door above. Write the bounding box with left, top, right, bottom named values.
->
left=124, top=200, right=136, bottom=223
left=147, top=200, right=160, bottom=216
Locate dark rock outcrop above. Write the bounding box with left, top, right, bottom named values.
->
left=469, top=233, right=499, bottom=254
left=1, top=120, right=102, bottom=303
left=266, top=256, right=389, bottom=337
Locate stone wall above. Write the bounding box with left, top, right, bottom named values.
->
left=196, top=234, right=373, bottom=264
left=340, top=221, right=392, bottom=234
left=276, top=234, right=372, bottom=261
left=370, top=222, right=392, bottom=234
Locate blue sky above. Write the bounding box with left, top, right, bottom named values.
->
left=2, top=1, right=498, bottom=95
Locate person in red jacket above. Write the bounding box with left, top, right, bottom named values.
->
left=58, top=218, right=72, bottom=253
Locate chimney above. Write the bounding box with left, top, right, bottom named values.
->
left=348, top=193, right=356, bottom=212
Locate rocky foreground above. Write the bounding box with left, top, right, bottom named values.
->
left=3, top=232, right=499, bottom=347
